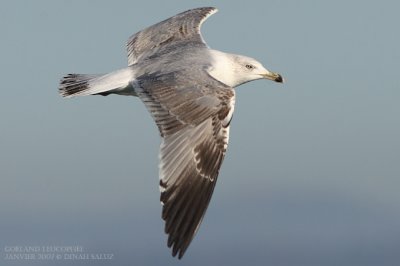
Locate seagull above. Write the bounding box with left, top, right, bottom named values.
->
left=59, top=7, right=283, bottom=259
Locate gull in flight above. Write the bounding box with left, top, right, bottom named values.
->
left=59, top=7, right=283, bottom=259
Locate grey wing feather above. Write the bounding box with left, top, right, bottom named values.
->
left=127, top=7, right=217, bottom=65
left=136, top=70, right=235, bottom=258
left=160, top=119, right=229, bottom=259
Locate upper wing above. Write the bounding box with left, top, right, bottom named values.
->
left=126, top=7, right=217, bottom=65
left=136, top=71, right=235, bottom=258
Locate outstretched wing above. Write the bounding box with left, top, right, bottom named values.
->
left=136, top=70, right=235, bottom=258
left=127, top=7, right=217, bottom=65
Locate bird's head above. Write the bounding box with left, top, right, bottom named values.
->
left=231, top=54, right=284, bottom=86
left=208, top=50, right=284, bottom=87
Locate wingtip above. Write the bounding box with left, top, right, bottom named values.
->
left=211, top=7, right=219, bottom=13
left=203, top=6, right=218, bottom=15
left=178, top=250, right=185, bottom=260
left=185, top=6, right=218, bottom=15
left=170, top=242, right=187, bottom=260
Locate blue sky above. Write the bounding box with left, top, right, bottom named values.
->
left=1, top=1, right=399, bottom=265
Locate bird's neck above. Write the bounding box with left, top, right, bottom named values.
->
left=207, top=50, right=243, bottom=87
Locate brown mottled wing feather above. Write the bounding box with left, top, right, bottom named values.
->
left=136, top=71, right=235, bottom=258
left=126, top=7, right=217, bottom=65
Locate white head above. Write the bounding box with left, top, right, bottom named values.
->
left=208, top=50, right=283, bottom=87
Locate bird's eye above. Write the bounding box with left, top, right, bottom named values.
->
left=245, top=64, right=255, bottom=70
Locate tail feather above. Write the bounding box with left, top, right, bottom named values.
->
left=59, top=74, right=102, bottom=98
left=59, top=68, right=136, bottom=98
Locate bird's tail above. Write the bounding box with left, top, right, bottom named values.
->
left=59, top=68, right=136, bottom=98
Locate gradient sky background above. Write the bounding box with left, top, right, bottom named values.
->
left=1, top=1, right=399, bottom=265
